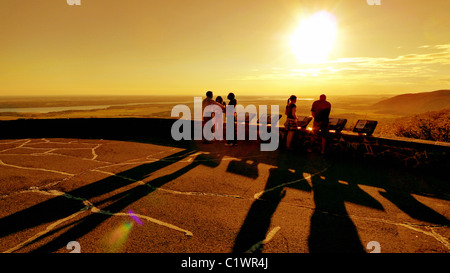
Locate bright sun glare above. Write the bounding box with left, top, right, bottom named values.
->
left=290, top=11, right=337, bottom=64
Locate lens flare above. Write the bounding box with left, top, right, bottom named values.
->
left=128, top=209, right=143, bottom=225
left=104, top=221, right=133, bottom=252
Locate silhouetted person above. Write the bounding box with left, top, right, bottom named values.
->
left=284, top=95, right=298, bottom=150
left=202, top=91, right=225, bottom=143
left=225, top=92, right=238, bottom=146
left=215, top=96, right=226, bottom=110
left=202, top=91, right=225, bottom=113
left=311, top=94, right=331, bottom=154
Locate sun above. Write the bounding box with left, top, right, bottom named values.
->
left=290, top=11, right=337, bottom=64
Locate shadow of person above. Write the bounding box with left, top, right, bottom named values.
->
left=377, top=167, right=449, bottom=226
left=226, top=159, right=259, bottom=179
left=232, top=155, right=313, bottom=253
left=308, top=172, right=366, bottom=253
left=28, top=152, right=223, bottom=252
left=0, top=149, right=202, bottom=251
left=379, top=191, right=450, bottom=226
left=331, top=159, right=449, bottom=226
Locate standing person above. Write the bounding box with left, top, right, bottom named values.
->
left=215, top=96, right=226, bottom=111
left=225, top=92, right=238, bottom=146
left=202, top=91, right=225, bottom=113
left=202, top=91, right=225, bottom=143
left=284, top=95, right=298, bottom=150
left=311, top=94, right=331, bottom=154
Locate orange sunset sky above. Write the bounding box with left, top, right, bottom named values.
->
left=0, top=0, right=449, bottom=97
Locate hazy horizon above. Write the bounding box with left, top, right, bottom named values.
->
left=0, top=89, right=446, bottom=100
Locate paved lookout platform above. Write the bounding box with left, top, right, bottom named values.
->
left=0, top=118, right=448, bottom=253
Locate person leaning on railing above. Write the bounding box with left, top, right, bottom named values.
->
left=284, top=95, right=298, bottom=150
left=311, top=94, right=331, bottom=154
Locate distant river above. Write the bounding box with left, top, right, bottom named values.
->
left=0, top=103, right=152, bottom=113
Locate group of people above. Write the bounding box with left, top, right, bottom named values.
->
left=202, top=90, right=238, bottom=146
left=201, top=90, right=332, bottom=153
left=284, top=94, right=331, bottom=154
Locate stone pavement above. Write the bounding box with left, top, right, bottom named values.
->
left=0, top=138, right=448, bottom=253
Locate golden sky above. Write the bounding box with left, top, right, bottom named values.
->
left=0, top=0, right=449, bottom=97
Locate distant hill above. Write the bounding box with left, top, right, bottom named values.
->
left=372, top=90, right=450, bottom=115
